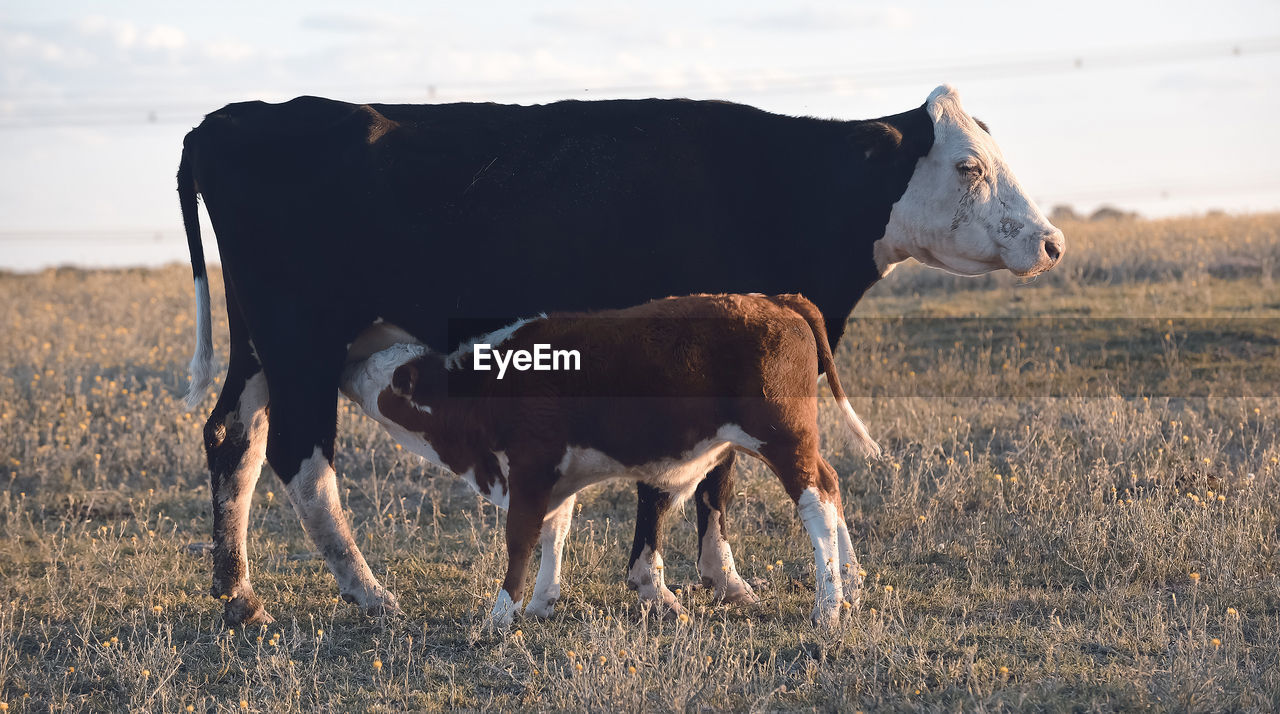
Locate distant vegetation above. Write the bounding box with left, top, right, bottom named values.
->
left=1050, top=204, right=1142, bottom=223
left=0, top=213, right=1278, bottom=710
left=874, top=212, right=1279, bottom=300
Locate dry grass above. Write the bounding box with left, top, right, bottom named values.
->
left=1, top=213, right=1279, bottom=711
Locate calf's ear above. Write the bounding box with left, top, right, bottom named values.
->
left=848, top=121, right=903, bottom=161
left=391, top=363, right=419, bottom=396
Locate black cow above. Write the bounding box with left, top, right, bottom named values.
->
left=178, top=84, right=1063, bottom=625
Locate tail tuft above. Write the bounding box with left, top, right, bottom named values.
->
left=769, top=293, right=881, bottom=460
left=837, top=397, right=881, bottom=459
left=178, top=143, right=214, bottom=410
left=183, top=274, right=214, bottom=410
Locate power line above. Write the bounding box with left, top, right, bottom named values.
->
left=0, top=230, right=183, bottom=242
left=0, top=36, right=1277, bottom=130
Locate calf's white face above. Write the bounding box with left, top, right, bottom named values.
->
left=876, top=85, right=1065, bottom=278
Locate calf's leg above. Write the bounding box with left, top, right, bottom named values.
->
left=525, top=494, right=576, bottom=617
left=695, top=453, right=757, bottom=605
left=760, top=438, right=845, bottom=627
left=492, top=478, right=552, bottom=627
left=820, top=457, right=863, bottom=607
left=627, top=484, right=685, bottom=617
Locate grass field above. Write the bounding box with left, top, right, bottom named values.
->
left=1, top=213, right=1279, bottom=712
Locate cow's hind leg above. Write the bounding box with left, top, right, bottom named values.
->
left=205, top=346, right=271, bottom=626
left=266, top=353, right=399, bottom=617
left=627, top=484, right=685, bottom=617
left=525, top=494, right=576, bottom=618
left=695, top=453, right=758, bottom=605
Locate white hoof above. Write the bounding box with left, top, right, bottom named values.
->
left=810, top=600, right=841, bottom=628
left=490, top=589, right=521, bottom=628
left=525, top=598, right=557, bottom=618
left=840, top=564, right=863, bottom=603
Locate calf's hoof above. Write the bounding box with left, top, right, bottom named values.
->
left=489, top=589, right=521, bottom=628
left=223, top=594, right=274, bottom=627
left=809, top=602, right=841, bottom=629
left=525, top=598, right=557, bottom=618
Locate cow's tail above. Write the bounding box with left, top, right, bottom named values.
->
left=178, top=145, right=214, bottom=410
left=773, top=294, right=881, bottom=459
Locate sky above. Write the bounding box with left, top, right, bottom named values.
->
left=1, top=0, right=1278, bottom=271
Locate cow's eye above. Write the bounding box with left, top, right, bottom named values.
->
left=955, top=159, right=983, bottom=178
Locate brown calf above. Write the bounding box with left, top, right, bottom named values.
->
left=340, top=293, right=879, bottom=626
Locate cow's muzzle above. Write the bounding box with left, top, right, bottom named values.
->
left=1022, top=228, right=1065, bottom=276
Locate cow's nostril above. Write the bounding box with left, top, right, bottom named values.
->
left=1043, top=234, right=1063, bottom=262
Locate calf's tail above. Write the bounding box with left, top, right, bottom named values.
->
left=772, top=294, right=881, bottom=458
left=178, top=144, right=214, bottom=410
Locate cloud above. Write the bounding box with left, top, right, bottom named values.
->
left=143, top=25, right=186, bottom=51
left=203, top=40, right=255, bottom=63
left=531, top=9, right=643, bottom=32
left=299, top=13, right=406, bottom=34
left=530, top=9, right=700, bottom=48
left=725, top=7, right=913, bottom=32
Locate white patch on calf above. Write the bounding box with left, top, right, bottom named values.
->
left=697, top=497, right=757, bottom=604
left=490, top=588, right=522, bottom=628
left=345, top=323, right=421, bottom=367
left=835, top=517, right=863, bottom=607
left=797, top=487, right=844, bottom=625
left=458, top=467, right=509, bottom=509
left=445, top=316, right=544, bottom=370
left=553, top=424, right=760, bottom=507
left=345, top=345, right=510, bottom=508
left=341, top=344, right=451, bottom=470
left=627, top=545, right=684, bottom=614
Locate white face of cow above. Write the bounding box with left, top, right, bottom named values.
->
left=876, top=85, right=1065, bottom=278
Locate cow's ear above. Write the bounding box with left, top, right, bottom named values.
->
left=391, top=362, right=419, bottom=396
left=973, top=117, right=991, bottom=134
left=848, top=121, right=903, bottom=161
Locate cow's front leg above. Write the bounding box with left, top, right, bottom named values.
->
left=269, top=369, right=400, bottom=619
left=628, top=484, right=685, bottom=617
left=525, top=494, right=576, bottom=618
left=695, top=454, right=758, bottom=605
left=492, top=479, right=551, bottom=627
left=282, top=448, right=400, bottom=615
